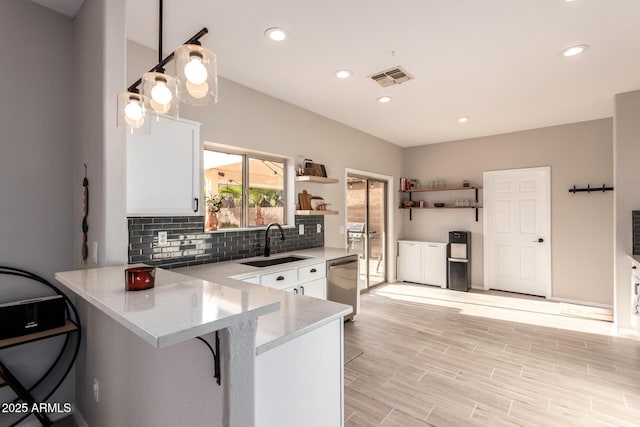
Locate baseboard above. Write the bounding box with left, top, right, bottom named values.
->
left=614, top=327, right=640, bottom=339
left=548, top=297, right=613, bottom=309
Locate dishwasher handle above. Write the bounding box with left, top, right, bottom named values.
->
left=328, top=260, right=358, bottom=270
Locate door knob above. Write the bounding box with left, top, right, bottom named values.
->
left=533, top=238, right=544, bottom=243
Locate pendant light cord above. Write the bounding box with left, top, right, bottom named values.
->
left=126, top=0, right=208, bottom=93
left=158, top=0, right=163, bottom=64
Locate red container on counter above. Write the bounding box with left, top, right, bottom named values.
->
left=125, top=266, right=156, bottom=291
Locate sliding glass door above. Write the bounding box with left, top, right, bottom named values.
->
left=346, top=175, right=387, bottom=290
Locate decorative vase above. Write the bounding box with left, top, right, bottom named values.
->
left=206, top=211, right=218, bottom=231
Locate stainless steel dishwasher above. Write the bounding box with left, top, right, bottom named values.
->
left=326, top=255, right=359, bottom=321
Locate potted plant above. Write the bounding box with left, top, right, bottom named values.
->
left=205, top=193, right=223, bottom=231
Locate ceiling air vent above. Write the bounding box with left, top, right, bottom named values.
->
left=368, top=66, right=413, bottom=87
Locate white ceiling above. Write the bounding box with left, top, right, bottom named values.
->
left=46, top=0, right=640, bottom=147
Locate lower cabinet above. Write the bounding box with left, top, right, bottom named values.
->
left=256, top=318, right=343, bottom=427
left=284, top=278, right=326, bottom=298
left=632, top=261, right=640, bottom=331
left=397, top=240, right=447, bottom=288
left=245, top=261, right=328, bottom=300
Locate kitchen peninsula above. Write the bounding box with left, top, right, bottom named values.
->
left=55, top=247, right=352, bottom=427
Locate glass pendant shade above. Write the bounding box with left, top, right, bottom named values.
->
left=117, top=92, right=150, bottom=133
left=142, top=72, right=179, bottom=117
left=175, top=44, right=218, bottom=106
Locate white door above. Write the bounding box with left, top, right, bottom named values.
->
left=484, top=167, right=551, bottom=297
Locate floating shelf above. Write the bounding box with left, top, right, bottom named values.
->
left=295, top=176, right=340, bottom=184
left=400, top=186, right=482, bottom=193
left=295, top=210, right=339, bottom=216
left=0, top=320, right=78, bottom=350
left=400, top=185, right=483, bottom=222
left=399, top=206, right=483, bottom=210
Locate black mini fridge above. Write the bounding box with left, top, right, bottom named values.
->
left=448, top=231, right=471, bottom=291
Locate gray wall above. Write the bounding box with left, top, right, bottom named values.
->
left=613, top=90, right=640, bottom=331
left=403, top=119, right=613, bottom=306
left=0, top=0, right=76, bottom=422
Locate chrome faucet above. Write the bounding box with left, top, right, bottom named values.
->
left=264, top=223, right=285, bottom=257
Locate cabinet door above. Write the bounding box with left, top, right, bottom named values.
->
left=397, top=242, right=422, bottom=283
left=299, top=278, right=326, bottom=299
left=422, top=244, right=447, bottom=288
left=127, top=117, right=202, bottom=216
left=282, top=285, right=299, bottom=294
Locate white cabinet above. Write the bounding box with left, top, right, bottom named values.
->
left=299, top=278, right=327, bottom=299
left=256, top=318, right=343, bottom=427
left=422, top=244, right=447, bottom=287
left=397, top=240, right=447, bottom=288
left=397, top=241, right=422, bottom=283
left=249, top=261, right=327, bottom=299
left=260, top=269, right=297, bottom=289
left=632, top=262, right=640, bottom=331
left=127, top=117, right=202, bottom=216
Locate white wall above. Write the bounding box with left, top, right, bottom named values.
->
left=613, top=90, right=640, bottom=331
left=0, top=0, right=76, bottom=420
left=127, top=40, right=405, bottom=252
left=403, top=119, right=613, bottom=306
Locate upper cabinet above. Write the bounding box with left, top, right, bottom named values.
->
left=127, top=117, right=202, bottom=216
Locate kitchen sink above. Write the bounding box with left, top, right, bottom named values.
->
left=240, top=255, right=310, bottom=268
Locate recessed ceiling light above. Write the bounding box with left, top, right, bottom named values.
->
left=376, top=96, right=392, bottom=103
left=561, top=44, right=589, bottom=57
left=334, top=69, right=353, bottom=79
left=458, top=116, right=469, bottom=123
left=264, top=27, right=288, bottom=42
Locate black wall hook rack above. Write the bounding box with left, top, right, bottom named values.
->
left=569, top=184, right=614, bottom=194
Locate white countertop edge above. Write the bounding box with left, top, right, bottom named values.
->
left=255, top=305, right=352, bottom=355
left=55, top=271, right=281, bottom=349
left=56, top=272, right=162, bottom=347
left=629, top=254, right=640, bottom=265
left=157, top=301, right=280, bottom=348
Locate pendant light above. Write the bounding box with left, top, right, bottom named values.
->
left=117, top=0, right=218, bottom=132
left=142, top=70, right=178, bottom=117
left=117, top=91, right=150, bottom=133
left=176, top=44, right=218, bottom=106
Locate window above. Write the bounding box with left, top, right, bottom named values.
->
left=203, top=149, right=286, bottom=230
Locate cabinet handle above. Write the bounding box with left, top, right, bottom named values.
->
left=293, top=288, right=298, bottom=294
left=193, top=198, right=199, bottom=212
left=300, top=285, right=305, bottom=295
left=310, top=268, right=317, bottom=273
left=276, top=276, right=285, bottom=281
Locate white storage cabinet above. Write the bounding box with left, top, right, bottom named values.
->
left=397, top=240, right=447, bottom=288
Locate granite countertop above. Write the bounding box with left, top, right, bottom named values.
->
left=55, top=265, right=281, bottom=349
left=630, top=254, right=640, bottom=265
left=177, top=247, right=354, bottom=354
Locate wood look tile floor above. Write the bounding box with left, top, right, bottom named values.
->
left=343, top=284, right=640, bottom=427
